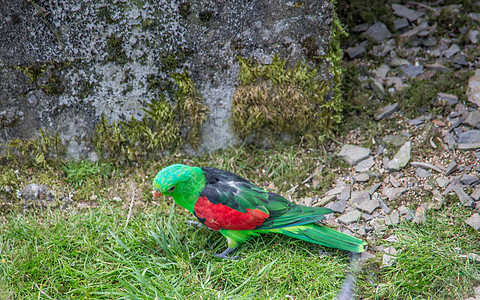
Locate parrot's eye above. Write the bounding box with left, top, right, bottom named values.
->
left=168, top=186, right=176, bottom=192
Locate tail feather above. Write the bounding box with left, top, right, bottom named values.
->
left=277, top=224, right=366, bottom=253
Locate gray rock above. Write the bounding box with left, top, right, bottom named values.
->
left=354, top=173, right=370, bottom=182
left=355, top=156, right=375, bottom=172
left=467, top=69, right=480, bottom=107
left=351, top=190, right=371, bottom=203
left=465, top=110, right=480, bottom=128
left=453, top=184, right=473, bottom=205
left=364, top=22, right=392, bottom=44
left=383, top=187, right=407, bottom=201
left=388, top=141, right=412, bottom=171
left=400, top=65, right=424, bottom=78
left=445, top=160, right=458, bottom=175
left=413, top=205, right=427, bottom=224
left=436, top=177, right=451, bottom=188
left=458, top=130, right=480, bottom=144
left=416, top=167, right=431, bottom=178
left=379, top=198, right=391, bottom=214
left=375, top=103, right=399, bottom=120
left=385, top=210, right=400, bottom=225
left=375, top=64, right=391, bottom=80
left=468, top=29, right=479, bottom=44
left=443, top=44, right=461, bottom=58
left=410, top=161, right=444, bottom=173
left=384, top=135, right=407, bottom=147
left=408, top=115, right=425, bottom=126
left=345, top=41, right=368, bottom=58
left=357, top=199, right=380, bottom=214
left=337, top=186, right=352, bottom=202
left=424, top=62, right=450, bottom=73
left=337, top=210, right=362, bottom=225
left=451, top=53, right=468, bottom=66
left=327, top=199, right=347, bottom=213
left=469, top=13, right=480, bottom=23
left=394, top=18, right=409, bottom=30
left=465, top=213, right=480, bottom=230
left=437, top=93, right=458, bottom=106
left=371, top=79, right=385, bottom=96
left=470, top=185, right=480, bottom=201
left=337, top=144, right=370, bottom=165
left=392, top=4, right=425, bottom=22
left=390, top=57, right=411, bottom=66
left=428, top=189, right=445, bottom=210
left=369, top=183, right=382, bottom=195
left=19, top=183, right=56, bottom=208
left=460, top=174, right=479, bottom=186
left=382, top=246, right=397, bottom=266
left=389, top=175, right=401, bottom=188
left=351, top=23, right=370, bottom=33
left=458, top=143, right=480, bottom=150
left=313, top=194, right=336, bottom=207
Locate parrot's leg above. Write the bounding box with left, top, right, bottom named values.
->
left=215, top=247, right=238, bottom=259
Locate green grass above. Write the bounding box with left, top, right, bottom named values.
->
left=0, top=202, right=350, bottom=299
left=359, top=206, right=480, bottom=300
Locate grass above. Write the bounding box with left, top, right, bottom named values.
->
left=0, top=201, right=350, bottom=299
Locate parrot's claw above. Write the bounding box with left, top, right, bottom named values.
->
left=186, top=220, right=203, bottom=228
left=214, top=247, right=239, bottom=259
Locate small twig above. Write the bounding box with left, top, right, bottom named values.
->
left=125, top=188, right=135, bottom=229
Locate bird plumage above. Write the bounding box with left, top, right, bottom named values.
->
left=153, top=164, right=366, bottom=257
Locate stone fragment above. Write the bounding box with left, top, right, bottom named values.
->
left=313, top=194, right=336, bottom=207
left=389, top=175, right=401, bottom=188
left=465, top=213, right=480, bottom=230
left=379, top=198, right=390, bottom=214
left=369, top=183, right=382, bottom=195
left=364, top=22, right=392, bottom=44
left=337, top=186, right=351, bottom=202
left=375, top=64, right=390, bottom=80
left=371, top=79, right=385, bottom=96
left=458, top=143, right=480, bottom=150
left=327, top=199, right=347, bottom=213
left=424, top=62, right=450, bottom=73
left=451, top=53, right=467, bottom=66
left=413, top=205, right=427, bottom=224
left=351, top=190, right=371, bottom=203
left=460, top=174, right=479, bottom=186
left=408, top=115, right=425, bottom=126
left=428, top=189, right=445, bottom=210
left=410, top=161, right=444, bottom=173
left=468, top=29, right=479, bottom=44
left=467, top=69, right=480, bottom=107
left=387, top=141, right=411, bottom=171
left=390, top=57, right=411, bottom=66
left=400, top=64, right=424, bottom=78
left=445, top=161, right=458, bottom=176
left=471, top=185, right=480, bottom=201
left=399, top=22, right=429, bottom=41
left=357, top=199, right=380, bottom=214
left=337, top=144, right=370, bottom=165
left=382, top=246, right=397, bottom=266
left=458, top=130, right=480, bottom=144
left=354, top=173, right=370, bottom=182
left=383, top=187, right=407, bottom=201
left=337, top=210, right=362, bottom=225
left=443, top=44, right=461, bottom=58
left=351, top=23, right=370, bottom=32
left=385, top=210, right=400, bottom=225
left=437, top=92, right=458, bottom=106
left=392, top=4, right=424, bottom=21
left=394, top=17, right=409, bottom=30
left=469, top=13, right=480, bottom=23
left=475, top=284, right=480, bottom=299
left=436, top=177, right=450, bottom=188
left=345, top=41, right=368, bottom=59
left=355, top=156, right=375, bottom=172
left=453, top=184, right=473, bottom=205
left=375, top=103, right=399, bottom=120
left=383, top=135, right=407, bottom=147
left=465, top=110, right=480, bottom=128
left=416, top=167, right=430, bottom=178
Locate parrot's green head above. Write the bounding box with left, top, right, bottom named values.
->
left=152, top=164, right=205, bottom=212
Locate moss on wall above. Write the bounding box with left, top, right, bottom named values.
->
left=231, top=10, right=345, bottom=145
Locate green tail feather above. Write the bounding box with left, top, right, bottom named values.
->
left=276, top=224, right=367, bottom=253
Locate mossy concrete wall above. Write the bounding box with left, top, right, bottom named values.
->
left=0, top=0, right=334, bottom=159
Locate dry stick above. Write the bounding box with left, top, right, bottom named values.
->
left=125, top=189, right=135, bottom=229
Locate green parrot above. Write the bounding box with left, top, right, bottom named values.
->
left=153, top=164, right=366, bottom=258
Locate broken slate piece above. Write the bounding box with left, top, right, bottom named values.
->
left=385, top=210, right=400, bottom=225
left=413, top=205, right=427, bottom=224
left=354, top=173, right=370, bottom=182
left=437, top=93, right=458, bottom=106
left=355, top=156, right=375, bottom=172
left=375, top=64, right=390, bottom=80
left=400, top=65, right=424, bottom=78
left=364, top=22, right=392, bottom=44
left=458, top=130, right=480, bottom=144
left=327, top=199, right=347, bottom=214
left=445, top=160, right=458, bottom=175
left=379, top=198, right=391, bottom=214
left=375, top=103, right=399, bottom=120
left=394, top=17, right=409, bottom=30
left=471, top=185, right=480, bottom=201
left=465, top=110, right=480, bottom=128
left=337, top=210, right=362, bottom=225
left=383, top=187, right=407, bottom=201
left=392, top=3, right=425, bottom=22
left=388, top=141, right=412, bottom=171
left=337, top=186, right=351, bottom=202
left=384, top=135, right=407, bottom=147
left=337, top=144, right=370, bottom=165
left=460, top=174, right=479, bottom=186
left=436, top=176, right=450, bottom=188
left=443, top=44, right=461, bottom=58
left=345, top=41, right=368, bottom=59
left=465, top=213, right=480, bottom=230
left=416, top=167, right=431, bottom=178
left=453, top=184, right=473, bottom=205
left=467, top=69, right=480, bottom=107
left=351, top=190, right=371, bottom=203
left=410, top=162, right=444, bottom=173
left=357, top=199, right=380, bottom=214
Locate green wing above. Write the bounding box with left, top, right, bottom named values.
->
left=200, top=167, right=332, bottom=229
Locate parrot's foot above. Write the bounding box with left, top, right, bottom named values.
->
left=186, top=220, right=203, bottom=228
left=214, top=247, right=239, bottom=259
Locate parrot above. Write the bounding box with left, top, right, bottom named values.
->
left=153, top=164, right=366, bottom=259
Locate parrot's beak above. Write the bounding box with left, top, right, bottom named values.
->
left=152, top=190, right=162, bottom=198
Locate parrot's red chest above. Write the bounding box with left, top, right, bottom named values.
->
left=193, top=196, right=269, bottom=231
